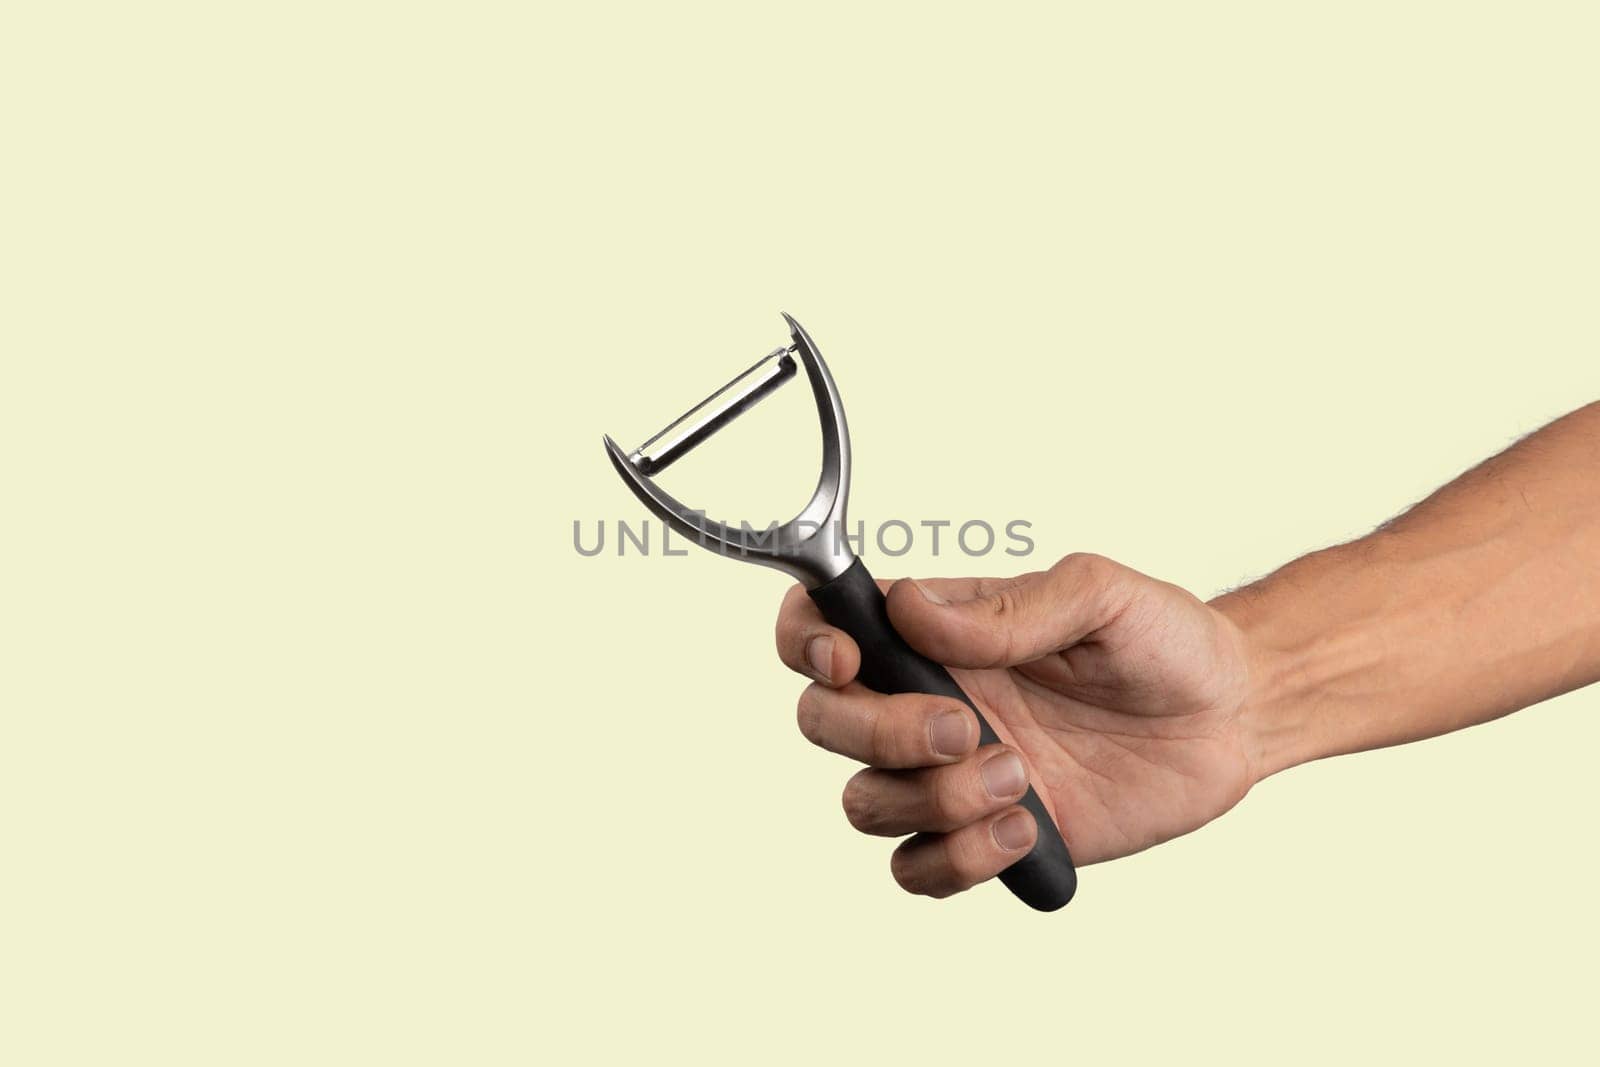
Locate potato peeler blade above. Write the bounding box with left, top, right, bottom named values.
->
left=602, top=313, right=855, bottom=588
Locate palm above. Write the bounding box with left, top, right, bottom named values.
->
left=949, top=582, right=1254, bottom=865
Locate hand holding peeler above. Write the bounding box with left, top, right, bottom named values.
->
left=603, top=314, right=1077, bottom=911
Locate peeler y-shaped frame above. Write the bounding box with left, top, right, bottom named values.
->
left=603, top=314, right=1077, bottom=911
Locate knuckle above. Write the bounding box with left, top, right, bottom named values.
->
left=926, top=777, right=967, bottom=829
left=976, top=589, right=1028, bottom=666
left=865, top=701, right=896, bottom=762
left=985, top=587, right=1021, bottom=618
left=1058, top=551, right=1136, bottom=622
left=926, top=838, right=966, bottom=897
left=942, top=834, right=988, bottom=891
left=1060, top=550, right=1107, bottom=572
left=1059, top=551, right=1117, bottom=588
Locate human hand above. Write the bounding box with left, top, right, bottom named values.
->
left=775, top=553, right=1257, bottom=899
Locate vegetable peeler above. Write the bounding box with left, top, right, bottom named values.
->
left=602, top=314, right=1077, bottom=911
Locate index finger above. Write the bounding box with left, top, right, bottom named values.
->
left=775, top=583, right=860, bottom=687
left=774, top=575, right=914, bottom=686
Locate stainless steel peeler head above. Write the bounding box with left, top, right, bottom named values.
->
left=602, top=313, right=857, bottom=588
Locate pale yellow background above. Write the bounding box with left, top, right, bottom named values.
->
left=3, top=2, right=1597, bottom=1064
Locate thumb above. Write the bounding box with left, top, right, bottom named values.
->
left=885, top=554, right=1129, bottom=669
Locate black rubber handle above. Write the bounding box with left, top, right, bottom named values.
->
left=809, top=558, right=1077, bottom=911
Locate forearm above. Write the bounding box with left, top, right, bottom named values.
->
left=1214, top=402, right=1600, bottom=779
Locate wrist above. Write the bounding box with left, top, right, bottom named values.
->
left=1213, top=599, right=1337, bottom=782
left=1211, top=536, right=1396, bottom=781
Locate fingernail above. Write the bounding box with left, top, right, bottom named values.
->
left=806, top=635, right=833, bottom=682
left=993, top=810, right=1034, bottom=851
left=913, top=579, right=947, bottom=605
left=981, top=752, right=1026, bottom=798
left=928, top=710, right=971, bottom=756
